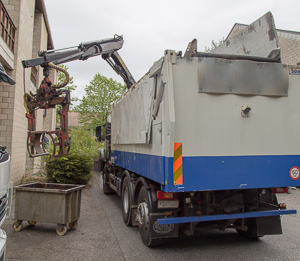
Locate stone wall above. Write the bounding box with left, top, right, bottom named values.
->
left=277, top=30, right=300, bottom=66
left=0, top=0, right=56, bottom=184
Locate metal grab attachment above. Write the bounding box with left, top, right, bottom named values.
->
left=27, top=130, right=71, bottom=158
left=27, top=131, right=53, bottom=157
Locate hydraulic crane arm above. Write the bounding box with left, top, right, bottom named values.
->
left=22, top=35, right=135, bottom=89
left=102, top=51, right=136, bottom=89
left=22, top=35, right=135, bottom=158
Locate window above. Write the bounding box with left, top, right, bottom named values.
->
left=0, top=1, right=16, bottom=52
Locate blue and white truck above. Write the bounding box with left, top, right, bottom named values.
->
left=97, top=12, right=300, bottom=246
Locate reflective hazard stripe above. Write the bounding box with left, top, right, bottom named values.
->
left=173, top=143, right=183, bottom=185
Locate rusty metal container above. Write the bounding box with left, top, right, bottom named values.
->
left=13, top=183, right=84, bottom=236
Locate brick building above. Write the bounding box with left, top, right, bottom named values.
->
left=0, top=0, right=56, bottom=184
left=227, top=23, right=300, bottom=65
left=68, top=112, right=83, bottom=128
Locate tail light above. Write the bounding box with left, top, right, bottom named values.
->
left=278, top=203, right=286, bottom=209
left=156, top=191, right=178, bottom=200
left=271, top=187, right=289, bottom=194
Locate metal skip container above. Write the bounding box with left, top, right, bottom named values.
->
left=12, top=183, right=84, bottom=236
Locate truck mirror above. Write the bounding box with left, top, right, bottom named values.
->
left=95, top=125, right=102, bottom=142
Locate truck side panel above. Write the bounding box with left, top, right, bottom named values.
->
left=111, top=150, right=166, bottom=184
left=111, top=53, right=300, bottom=192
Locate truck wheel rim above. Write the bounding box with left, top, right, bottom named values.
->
left=137, top=201, right=149, bottom=228
left=123, top=186, right=129, bottom=215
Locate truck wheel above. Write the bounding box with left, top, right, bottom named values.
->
left=137, top=186, right=163, bottom=247
left=122, top=177, right=133, bottom=226
left=99, top=161, right=105, bottom=172
left=98, top=161, right=102, bottom=172
left=102, top=169, right=114, bottom=194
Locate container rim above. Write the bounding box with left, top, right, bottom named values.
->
left=15, top=183, right=85, bottom=194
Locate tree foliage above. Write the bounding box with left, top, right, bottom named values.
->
left=57, top=64, right=78, bottom=106
left=69, top=127, right=101, bottom=158
left=74, top=73, right=126, bottom=130
left=204, top=37, right=226, bottom=53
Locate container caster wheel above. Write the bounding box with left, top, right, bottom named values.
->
left=69, top=221, right=78, bottom=229
left=56, top=225, right=67, bottom=236
left=28, top=221, right=36, bottom=226
left=13, top=221, right=23, bottom=232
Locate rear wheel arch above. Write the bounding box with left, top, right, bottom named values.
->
left=134, top=177, right=152, bottom=206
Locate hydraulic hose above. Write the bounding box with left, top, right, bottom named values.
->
left=48, top=62, right=70, bottom=89
left=23, top=93, right=30, bottom=115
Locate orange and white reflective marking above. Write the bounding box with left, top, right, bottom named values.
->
left=173, top=143, right=183, bottom=185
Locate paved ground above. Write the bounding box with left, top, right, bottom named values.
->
left=2, top=171, right=300, bottom=261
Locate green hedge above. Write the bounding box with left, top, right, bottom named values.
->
left=45, top=154, right=93, bottom=185
left=43, top=127, right=101, bottom=185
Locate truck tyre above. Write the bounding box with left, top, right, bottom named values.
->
left=102, top=167, right=114, bottom=194
left=99, top=160, right=105, bottom=172
left=98, top=161, right=102, bottom=172
left=121, top=177, right=133, bottom=226
left=137, top=186, right=163, bottom=247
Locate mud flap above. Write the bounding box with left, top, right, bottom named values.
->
left=149, top=214, right=178, bottom=239
left=257, top=190, right=282, bottom=235
left=257, top=216, right=282, bottom=235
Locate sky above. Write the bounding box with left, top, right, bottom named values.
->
left=44, top=0, right=300, bottom=103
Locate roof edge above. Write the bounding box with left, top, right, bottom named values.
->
left=225, top=23, right=247, bottom=41
left=35, top=0, right=54, bottom=50
left=227, top=23, right=300, bottom=41
left=276, top=28, right=300, bottom=35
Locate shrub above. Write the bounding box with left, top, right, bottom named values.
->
left=45, top=154, right=93, bottom=185
left=43, top=127, right=101, bottom=185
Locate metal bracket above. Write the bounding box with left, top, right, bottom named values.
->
left=241, top=106, right=251, bottom=118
